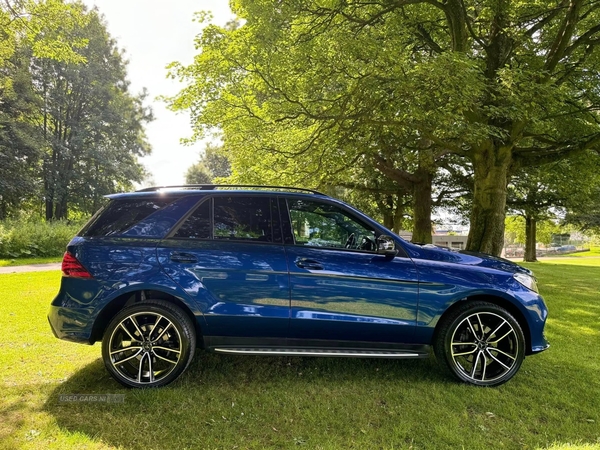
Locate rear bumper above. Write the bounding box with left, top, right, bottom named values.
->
left=48, top=303, right=95, bottom=345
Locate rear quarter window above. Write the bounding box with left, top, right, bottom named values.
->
left=80, top=198, right=172, bottom=237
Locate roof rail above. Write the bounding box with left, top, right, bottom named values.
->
left=135, top=184, right=326, bottom=195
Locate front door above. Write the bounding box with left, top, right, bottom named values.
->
left=283, top=197, right=420, bottom=345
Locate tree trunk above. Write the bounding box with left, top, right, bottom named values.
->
left=524, top=215, right=537, bottom=262
left=392, top=193, right=404, bottom=234
left=466, top=144, right=512, bottom=256
left=45, top=199, right=54, bottom=220
left=54, top=197, right=68, bottom=220
left=383, top=212, right=394, bottom=230
left=44, top=166, right=54, bottom=221
left=376, top=192, right=405, bottom=235
left=411, top=169, right=433, bottom=244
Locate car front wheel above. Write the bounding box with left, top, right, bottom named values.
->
left=101, top=300, right=196, bottom=388
left=434, top=301, right=525, bottom=387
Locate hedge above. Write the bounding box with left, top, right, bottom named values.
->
left=0, top=219, right=87, bottom=258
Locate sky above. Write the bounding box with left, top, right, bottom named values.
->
left=81, top=0, right=234, bottom=186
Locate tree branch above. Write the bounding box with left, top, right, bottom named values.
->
left=416, top=23, right=444, bottom=54
left=373, top=154, right=419, bottom=187
left=562, top=22, right=600, bottom=59
left=524, top=0, right=570, bottom=37
left=514, top=133, right=600, bottom=167
left=544, top=0, right=583, bottom=73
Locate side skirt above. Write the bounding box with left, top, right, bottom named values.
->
left=203, top=336, right=430, bottom=359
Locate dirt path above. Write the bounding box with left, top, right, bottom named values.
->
left=0, top=263, right=61, bottom=274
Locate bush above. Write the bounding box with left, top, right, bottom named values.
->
left=0, top=219, right=87, bottom=258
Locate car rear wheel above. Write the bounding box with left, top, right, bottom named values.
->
left=101, top=300, right=196, bottom=388
left=434, top=301, right=525, bottom=387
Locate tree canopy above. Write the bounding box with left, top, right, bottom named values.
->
left=0, top=1, right=152, bottom=219
left=507, top=151, right=600, bottom=260
left=0, top=0, right=88, bottom=65
left=169, top=0, right=600, bottom=255
left=185, top=142, right=232, bottom=184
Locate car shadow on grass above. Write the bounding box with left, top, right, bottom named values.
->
left=42, top=349, right=600, bottom=449
left=43, top=352, right=444, bottom=449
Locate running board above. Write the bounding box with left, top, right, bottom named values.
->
left=213, top=347, right=428, bottom=359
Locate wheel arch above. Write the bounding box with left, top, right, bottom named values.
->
left=432, top=294, right=533, bottom=355
left=90, top=289, right=201, bottom=345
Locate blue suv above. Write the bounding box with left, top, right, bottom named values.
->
left=48, top=185, right=549, bottom=388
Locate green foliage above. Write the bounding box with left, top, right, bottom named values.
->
left=504, top=216, right=561, bottom=246
left=185, top=163, right=213, bottom=184
left=0, top=218, right=85, bottom=258
left=0, top=46, right=41, bottom=219
left=0, top=0, right=89, bottom=66
left=202, top=143, right=232, bottom=179
left=31, top=6, right=152, bottom=219
left=0, top=3, right=151, bottom=220
left=562, top=159, right=600, bottom=233
left=506, top=152, right=600, bottom=258
left=185, top=142, right=232, bottom=184
left=168, top=0, right=600, bottom=255
left=509, top=152, right=600, bottom=219
left=565, top=208, right=600, bottom=233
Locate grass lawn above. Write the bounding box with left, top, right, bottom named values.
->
left=0, top=256, right=62, bottom=267
left=544, top=246, right=600, bottom=258
left=0, top=261, right=599, bottom=449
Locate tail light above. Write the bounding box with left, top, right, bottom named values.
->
left=61, top=252, right=93, bottom=278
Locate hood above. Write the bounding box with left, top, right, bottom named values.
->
left=404, top=243, right=532, bottom=275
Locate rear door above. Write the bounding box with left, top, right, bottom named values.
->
left=282, top=197, right=420, bottom=344
left=157, top=195, right=290, bottom=339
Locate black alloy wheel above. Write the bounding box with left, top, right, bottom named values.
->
left=434, top=301, right=525, bottom=387
left=102, top=300, right=196, bottom=388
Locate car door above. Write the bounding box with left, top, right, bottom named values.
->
left=157, top=195, right=290, bottom=340
left=282, top=197, right=420, bottom=345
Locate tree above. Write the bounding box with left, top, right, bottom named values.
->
left=30, top=7, right=152, bottom=219
left=328, top=180, right=411, bottom=235
left=505, top=215, right=561, bottom=247
left=185, top=163, right=213, bottom=184
left=508, top=152, right=600, bottom=261
left=169, top=1, right=600, bottom=255
left=0, top=46, right=41, bottom=218
left=1, top=0, right=91, bottom=218
left=0, top=0, right=88, bottom=65
left=185, top=142, right=231, bottom=184
left=565, top=201, right=600, bottom=233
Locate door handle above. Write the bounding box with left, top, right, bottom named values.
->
left=295, top=258, right=324, bottom=270
left=169, top=252, right=198, bottom=264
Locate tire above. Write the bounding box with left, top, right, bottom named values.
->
left=101, top=300, right=196, bottom=388
left=434, top=301, right=525, bottom=387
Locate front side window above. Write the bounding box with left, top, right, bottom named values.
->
left=287, top=199, right=377, bottom=251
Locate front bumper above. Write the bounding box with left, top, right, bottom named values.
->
left=516, top=289, right=549, bottom=355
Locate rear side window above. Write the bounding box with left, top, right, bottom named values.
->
left=173, top=200, right=211, bottom=239
left=214, top=196, right=272, bottom=242
left=80, top=199, right=172, bottom=237
left=172, top=196, right=277, bottom=243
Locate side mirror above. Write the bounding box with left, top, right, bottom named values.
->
left=377, top=235, right=398, bottom=257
